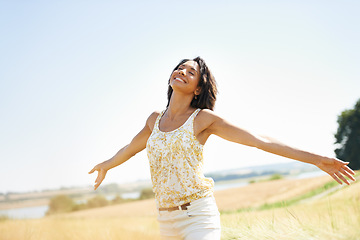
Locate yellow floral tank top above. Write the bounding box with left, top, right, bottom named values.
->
left=146, top=108, right=214, bottom=208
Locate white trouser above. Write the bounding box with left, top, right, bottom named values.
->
left=157, top=196, right=221, bottom=240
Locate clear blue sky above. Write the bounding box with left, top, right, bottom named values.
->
left=1, top=1, right=359, bottom=193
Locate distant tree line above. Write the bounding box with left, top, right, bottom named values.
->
left=207, top=170, right=283, bottom=182
left=46, top=187, right=154, bottom=215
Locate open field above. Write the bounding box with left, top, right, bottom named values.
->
left=214, top=174, right=334, bottom=211
left=220, top=178, right=360, bottom=239
left=0, top=174, right=359, bottom=240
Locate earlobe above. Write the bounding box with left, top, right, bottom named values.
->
left=194, top=90, right=200, bottom=100
left=195, top=87, right=201, bottom=95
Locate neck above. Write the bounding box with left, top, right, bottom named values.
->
left=167, top=91, right=195, bottom=119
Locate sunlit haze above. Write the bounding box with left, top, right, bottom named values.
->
left=1, top=1, right=359, bottom=193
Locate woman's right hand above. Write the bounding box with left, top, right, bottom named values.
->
left=88, top=162, right=108, bottom=190
left=87, top=112, right=156, bottom=190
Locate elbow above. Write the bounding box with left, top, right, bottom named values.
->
left=253, top=135, right=271, bottom=151
left=253, top=142, right=263, bottom=150
left=123, top=143, right=142, bottom=159
left=123, top=144, right=136, bottom=158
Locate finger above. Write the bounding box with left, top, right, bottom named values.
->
left=88, top=167, right=96, bottom=174
left=335, top=172, right=350, bottom=185
left=330, top=173, right=342, bottom=185
left=343, top=165, right=355, bottom=175
left=96, top=170, right=106, bottom=184
left=95, top=173, right=101, bottom=184
left=340, top=168, right=356, bottom=181
left=94, top=176, right=102, bottom=190
left=94, top=178, right=104, bottom=190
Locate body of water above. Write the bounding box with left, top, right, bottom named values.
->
left=0, top=205, right=48, bottom=219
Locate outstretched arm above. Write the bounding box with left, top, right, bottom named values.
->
left=88, top=112, right=158, bottom=190
left=200, top=110, right=356, bottom=185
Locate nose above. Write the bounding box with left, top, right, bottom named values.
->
left=178, top=69, right=186, bottom=76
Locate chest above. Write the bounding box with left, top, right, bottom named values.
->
left=158, top=115, right=192, bottom=133
left=148, top=129, right=194, bottom=151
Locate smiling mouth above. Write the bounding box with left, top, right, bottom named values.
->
left=174, top=77, right=186, bottom=83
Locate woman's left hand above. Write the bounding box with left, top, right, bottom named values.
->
left=316, top=158, right=356, bottom=185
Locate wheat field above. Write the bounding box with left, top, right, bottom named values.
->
left=220, top=181, right=360, bottom=239
left=1, top=174, right=359, bottom=240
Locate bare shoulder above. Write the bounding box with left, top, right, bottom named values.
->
left=197, top=109, right=222, bottom=122
left=146, top=111, right=161, bottom=131
left=195, top=109, right=222, bottom=132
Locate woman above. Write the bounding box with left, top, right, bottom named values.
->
left=89, top=56, right=356, bottom=240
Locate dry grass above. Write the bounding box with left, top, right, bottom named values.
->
left=64, top=198, right=158, bottom=218
left=220, top=179, right=360, bottom=240
left=0, top=174, right=359, bottom=240
left=0, top=217, right=160, bottom=240
left=0, top=199, right=161, bottom=240
left=214, top=175, right=333, bottom=211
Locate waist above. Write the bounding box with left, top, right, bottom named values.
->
left=157, top=195, right=218, bottom=213
left=156, top=188, right=214, bottom=209
left=159, top=202, right=191, bottom=212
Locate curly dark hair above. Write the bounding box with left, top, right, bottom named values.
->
left=166, top=56, right=218, bottom=110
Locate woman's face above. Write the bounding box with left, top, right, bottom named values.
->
left=169, top=60, right=201, bottom=95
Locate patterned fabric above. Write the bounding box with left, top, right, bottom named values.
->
left=146, top=109, right=214, bottom=208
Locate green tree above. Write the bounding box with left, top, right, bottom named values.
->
left=335, top=99, right=360, bottom=170
left=46, top=195, right=75, bottom=215
left=268, top=173, right=283, bottom=181
left=139, top=188, right=155, bottom=200
left=86, top=195, right=109, bottom=208
left=111, top=195, right=125, bottom=204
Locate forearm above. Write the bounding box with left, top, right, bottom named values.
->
left=256, top=136, right=327, bottom=166
left=102, top=144, right=136, bottom=170
left=100, top=122, right=151, bottom=171
left=206, top=112, right=355, bottom=185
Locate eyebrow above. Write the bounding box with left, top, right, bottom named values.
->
left=180, top=64, right=199, bottom=74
